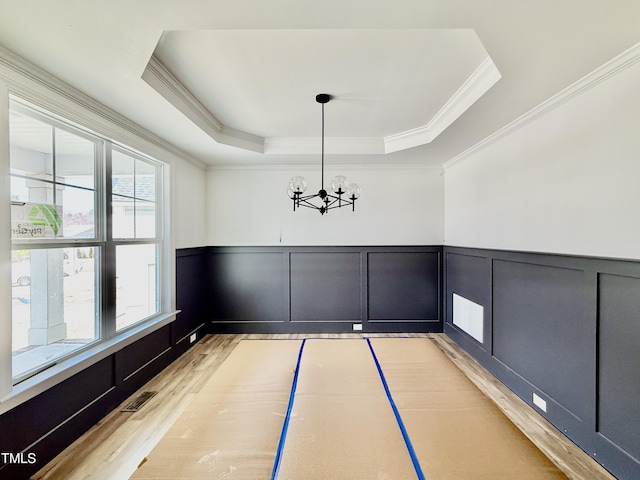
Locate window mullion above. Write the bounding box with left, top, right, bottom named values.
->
left=133, top=159, right=137, bottom=239
left=52, top=125, right=57, bottom=209
left=102, top=142, right=116, bottom=339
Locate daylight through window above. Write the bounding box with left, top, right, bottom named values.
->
left=8, top=100, right=164, bottom=382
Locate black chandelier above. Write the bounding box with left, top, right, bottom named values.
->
left=288, top=94, right=360, bottom=215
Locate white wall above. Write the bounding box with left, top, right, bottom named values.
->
left=206, top=165, right=443, bottom=246
left=444, top=47, right=640, bottom=260
left=172, top=159, right=206, bottom=248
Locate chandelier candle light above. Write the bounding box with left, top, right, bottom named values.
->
left=288, top=94, right=360, bottom=214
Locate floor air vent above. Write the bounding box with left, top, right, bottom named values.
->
left=122, top=391, right=157, bottom=412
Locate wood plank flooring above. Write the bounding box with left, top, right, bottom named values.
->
left=32, top=333, right=615, bottom=480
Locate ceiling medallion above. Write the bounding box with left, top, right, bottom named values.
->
left=288, top=94, right=360, bottom=215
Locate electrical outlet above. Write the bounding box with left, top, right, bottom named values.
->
left=352, top=323, right=363, bottom=331
left=190, top=333, right=197, bottom=343
left=533, top=393, right=547, bottom=412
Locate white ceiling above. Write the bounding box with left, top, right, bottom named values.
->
left=0, top=0, right=639, bottom=167
left=146, top=28, right=500, bottom=155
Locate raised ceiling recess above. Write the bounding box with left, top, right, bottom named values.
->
left=142, top=29, right=501, bottom=155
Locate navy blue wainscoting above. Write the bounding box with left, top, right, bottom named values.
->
left=0, top=326, right=175, bottom=479
left=8, top=244, right=639, bottom=479
left=207, top=246, right=443, bottom=334
left=0, top=247, right=208, bottom=479
left=443, top=246, right=640, bottom=480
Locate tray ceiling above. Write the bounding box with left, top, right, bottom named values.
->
left=144, top=28, right=500, bottom=154
left=0, top=1, right=638, bottom=166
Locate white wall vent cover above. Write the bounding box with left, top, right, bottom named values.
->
left=453, top=293, right=484, bottom=343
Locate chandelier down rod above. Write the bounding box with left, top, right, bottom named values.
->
left=317, top=93, right=330, bottom=192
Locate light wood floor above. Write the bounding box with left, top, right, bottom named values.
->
left=32, top=333, right=616, bottom=480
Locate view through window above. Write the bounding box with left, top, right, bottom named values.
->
left=8, top=101, right=163, bottom=382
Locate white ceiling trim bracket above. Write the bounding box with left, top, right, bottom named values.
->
left=142, top=55, right=265, bottom=153
left=443, top=42, right=640, bottom=171
left=384, top=56, right=501, bottom=153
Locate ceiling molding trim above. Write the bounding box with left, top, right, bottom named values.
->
left=264, top=136, right=384, bottom=155
left=144, top=52, right=500, bottom=157
left=142, top=55, right=265, bottom=153
left=384, top=56, right=501, bottom=153
left=443, top=42, right=640, bottom=171
left=0, top=45, right=206, bottom=169
left=142, top=56, right=224, bottom=131
left=207, top=163, right=441, bottom=172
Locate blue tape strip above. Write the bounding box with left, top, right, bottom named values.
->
left=271, top=338, right=306, bottom=480
left=366, top=338, right=426, bottom=480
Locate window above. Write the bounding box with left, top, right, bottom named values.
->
left=8, top=100, right=165, bottom=383
left=112, top=149, right=161, bottom=331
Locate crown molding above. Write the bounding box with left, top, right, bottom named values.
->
left=206, top=163, right=441, bottom=172
left=264, top=136, right=384, bottom=155
left=443, top=42, right=640, bottom=170
left=142, top=55, right=223, bottom=133
left=144, top=53, right=499, bottom=156
left=0, top=45, right=206, bottom=170
left=142, top=55, right=265, bottom=153
left=384, top=56, right=501, bottom=153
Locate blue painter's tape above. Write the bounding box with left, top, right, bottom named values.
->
left=366, top=338, right=426, bottom=480
left=271, top=338, right=306, bottom=480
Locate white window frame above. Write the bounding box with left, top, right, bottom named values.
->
left=8, top=100, right=105, bottom=383
left=0, top=80, right=13, bottom=399
left=110, top=145, right=165, bottom=333
left=0, top=75, right=177, bottom=414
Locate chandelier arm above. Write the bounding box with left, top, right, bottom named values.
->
left=327, top=195, right=355, bottom=209
left=298, top=193, right=322, bottom=202
left=297, top=198, right=323, bottom=209
left=325, top=196, right=350, bottom=210
left=325, top=197, right=339, bottom=208
left=293, top=195, right=356, bottom=213
left=326, top=202, right=353, bottom=211
left=326, top=193, right=351, bottom=202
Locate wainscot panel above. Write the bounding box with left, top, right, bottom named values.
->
left=0, top=358, right=120, bottom=479
left=114, top=325, right=174, bottom=402
left=367, top=251, right=440, bottom=321
left=0, top=357, right=115, bottom=459
left=0, top=248, right=208, bottom=479
left=173, top=247, right=208, bottom=348
left=444, top=251, right=490, bottom=352
left=208, top=249, right=286, bottom=322
left=208, top=246, right=443, bottom=334
left=444, top=246, right=640, bottom=480
left=290, top=251, right=362, bottom=322
left=492, top=259, right=592, bottom=422
left=598, top=273, right=640, bottom=464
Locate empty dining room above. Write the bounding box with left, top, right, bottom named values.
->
left=1, top=1, right=640, bottom=479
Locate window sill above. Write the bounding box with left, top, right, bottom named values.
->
left=0, top=311, right=178, bottom=415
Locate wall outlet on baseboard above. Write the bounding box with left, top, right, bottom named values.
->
left=533, top=392, right=547, bottom=412
left=189, top=333, right=197, bottom=344
left=352, top=323, right=363, bottom=331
